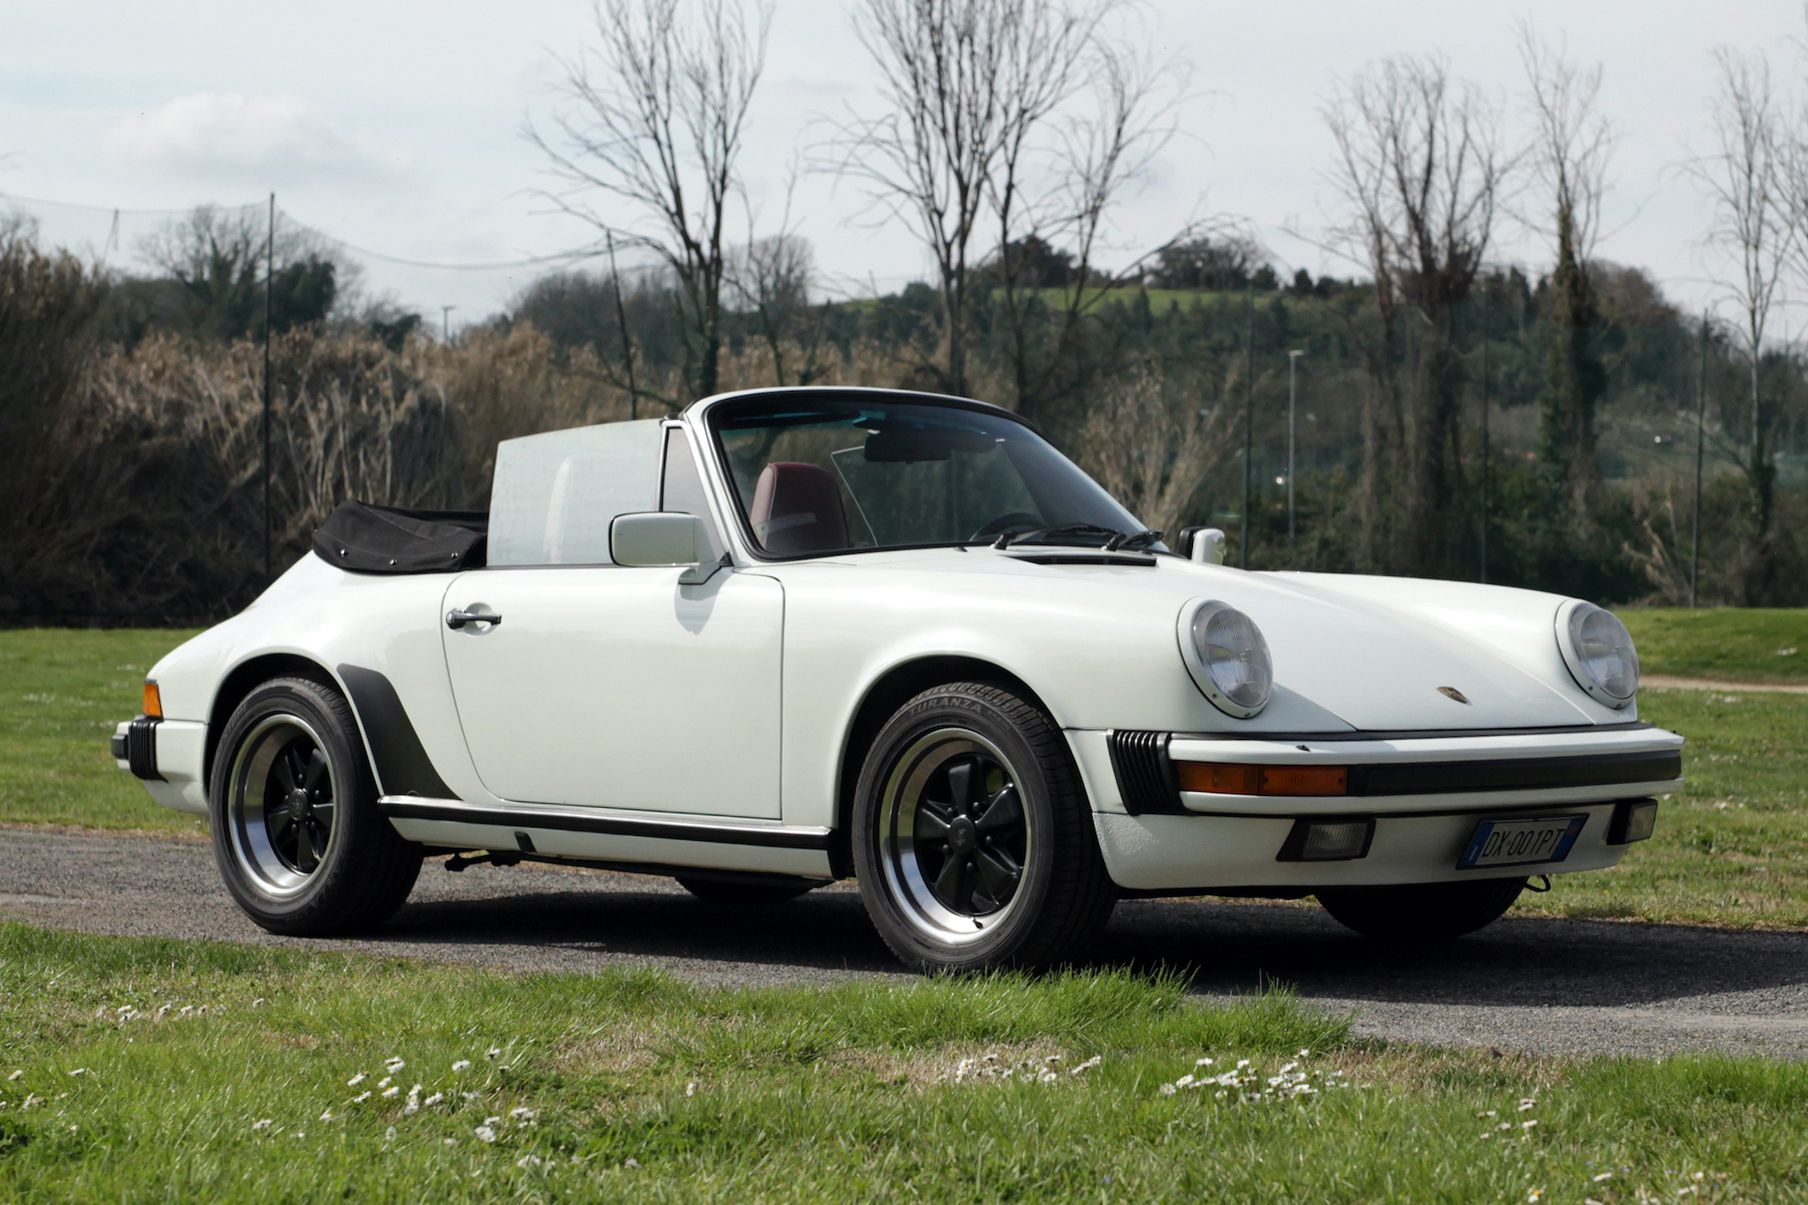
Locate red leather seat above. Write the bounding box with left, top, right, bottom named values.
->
left=749, top=462, right=850, bottom=555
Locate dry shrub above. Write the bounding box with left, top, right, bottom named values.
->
left=9, top=330, right=461, bottom=617
left=0, top=239, right=109, bottom=611
left=1072, top=361, right=1240, bottom=538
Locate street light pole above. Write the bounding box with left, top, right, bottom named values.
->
left=1241, top=284, right=1253, bottom=569
left=262, top=192, right=274, bottom=584
left=1287, top=350, right=1302, bottom=550
left=441, top=305, right=458, bottom=344
left=1692, top=311, right=1708, bottom=608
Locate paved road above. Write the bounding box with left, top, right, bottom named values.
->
left=3, top=827, right=1804, bottom=1060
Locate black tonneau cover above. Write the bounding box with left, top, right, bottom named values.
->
left=313, top=501, right=488, bottom=574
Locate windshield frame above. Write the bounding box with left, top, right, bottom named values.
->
left=696, top=388, right=1137, bottom=563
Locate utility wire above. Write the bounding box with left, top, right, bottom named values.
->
left=1, top=189, right=604, bottom=273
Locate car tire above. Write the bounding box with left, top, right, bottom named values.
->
left=209, top=676, right=422, bottom=935
left=675, top=874, right=816, bottom=906
left=1316, top=877, right=1527, bottom=942
left=852, top=681, right=1117, bottom=973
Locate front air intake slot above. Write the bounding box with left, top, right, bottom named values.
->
left=1107, top=730, right=1184, bottom=815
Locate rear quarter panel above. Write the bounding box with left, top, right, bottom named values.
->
left=147, top=555, right=495, bottom=807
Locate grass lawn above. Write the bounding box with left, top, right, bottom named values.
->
left=1517, top=687, right=1808, bottom=928
left=0, top=629, right=202, bottom=836
left=0, top=924, right=1804, bottom=1203
left=1617, top=608, right=1808, bottom=683
left=1, top=616, right=1805, bottom=928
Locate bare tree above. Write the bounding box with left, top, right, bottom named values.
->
left=138, top=205, right=352, bottom=340
left=825, top=0, right=1130, bottom=400
left=729, top=231, right=833, bottom=385
left=530, top=0, right=772, bottom=400
left=992, top=35, right=1188, bottom=422
left=1687, top=47, right=1793, bottom=592
left=1519, top=24, right=1617, bottom=524
left=1322, top=54, right=1508, bottom=576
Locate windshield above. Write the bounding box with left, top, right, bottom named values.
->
left=706, top=394, right=1152, bottom=558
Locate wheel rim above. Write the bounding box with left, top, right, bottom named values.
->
left=877, top=728, right=1032, bottom=946
left=225, top=714, right=338, bottom=899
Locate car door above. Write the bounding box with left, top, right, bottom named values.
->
left=440, top=422, right=783, bottom=819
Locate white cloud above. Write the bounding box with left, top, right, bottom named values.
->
left=101, top=92, right=410, bottom=182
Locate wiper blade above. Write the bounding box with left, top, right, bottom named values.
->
left=1103, top=529, right=1163, bottom=551
left=993, top=522, right=1123, bottom=550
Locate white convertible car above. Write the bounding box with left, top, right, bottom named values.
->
left=115, top=387, right=1681, bottom=971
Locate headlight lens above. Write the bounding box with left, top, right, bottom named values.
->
left=1185, top=601, right=1273, bottom=717
left=1560, top=601, right=1639, bottom=705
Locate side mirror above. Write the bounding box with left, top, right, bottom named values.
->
left=610, top=512, right=714, bottom=583
left=1179, top=525, right=1227, bottom=565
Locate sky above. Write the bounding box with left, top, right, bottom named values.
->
left=1, top=0, right=1802, bottom=330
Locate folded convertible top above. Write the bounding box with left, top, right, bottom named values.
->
left=313, top=501, right=488, bottom=574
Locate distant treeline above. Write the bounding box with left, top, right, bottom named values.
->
left=1, top=214, right=1804, bottom=621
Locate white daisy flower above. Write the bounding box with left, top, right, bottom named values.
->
left=452, top=1060, right=471, bottom=1072
left=347, top=1074, right=366, bottom=1087
left=475, top=1125, right=497, bottom=1143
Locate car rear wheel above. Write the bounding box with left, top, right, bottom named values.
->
left=209, top=677, right=422, bottom=935
left=852, top=682, right=1116, bottom=972
left=1316, top=877, right=1527, bottom=941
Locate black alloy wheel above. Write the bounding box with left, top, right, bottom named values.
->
left=264, top=731, right=335, bottom=874
left=210, top=676, right=422, bottom=935
left=907, top=747, right=1028, bottom=917
left=853, top=681, right=1117, bottom=972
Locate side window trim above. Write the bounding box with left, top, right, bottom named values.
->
left=659, top=423, right=728, bottom=562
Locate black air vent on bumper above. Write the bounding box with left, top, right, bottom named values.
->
left=120, top=716, right=163, bottom=781
left=1107, top=730, right=1184, bottom=815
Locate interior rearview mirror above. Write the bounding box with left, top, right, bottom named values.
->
left=610, top=512, right=714, bottom=582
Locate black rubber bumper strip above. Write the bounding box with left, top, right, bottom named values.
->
left=379, top=798, right=832, bottom=851
left=1347, top=750, right=1682, bottom=796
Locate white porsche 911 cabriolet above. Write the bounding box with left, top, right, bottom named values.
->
left=114, top=386, right=1681, bottom=971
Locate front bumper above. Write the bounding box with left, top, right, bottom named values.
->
left=1067, top=723, right=1683, bottom=892
left=112, top=718, right=210, bottom=815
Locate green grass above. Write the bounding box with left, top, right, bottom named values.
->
left=1618, top=608, right=1808, bottom=683
left=0, top=629, right=202, bottom=834
left=1518, top=688, right=1808, bottom=928
left=0, top=924, right=1804, bottom=1203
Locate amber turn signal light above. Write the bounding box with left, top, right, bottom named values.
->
left=1175, top=761, right=1348, bottom=797
left=142, top=681, right=163, bottom=719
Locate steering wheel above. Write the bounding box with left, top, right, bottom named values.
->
left=968, top=512, right=1045, bottom=542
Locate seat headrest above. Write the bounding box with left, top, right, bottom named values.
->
left=749, top=462, right=850, bottom=555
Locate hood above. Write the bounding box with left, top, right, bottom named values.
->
left=816, top=548, right=1618, bottom=733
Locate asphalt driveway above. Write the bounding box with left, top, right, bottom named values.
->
left=3, top=826, right=1804, bottom=1059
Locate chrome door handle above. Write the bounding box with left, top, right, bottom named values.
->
left=446, top=609, right=502, bottom=630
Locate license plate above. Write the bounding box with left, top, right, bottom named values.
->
left=1458, top=815, right=1587, bottom=870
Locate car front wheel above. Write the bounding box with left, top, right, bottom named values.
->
left=852, top=682, right=1116, bottom=972
left=209, top=676, right=422, bottom=935
left=1316, top=877, right=1527, bottom=941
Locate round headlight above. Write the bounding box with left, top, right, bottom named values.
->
left=1556, top=600, right=1639, bottom=707
left=1179, top=600, right=1273, bottom=718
